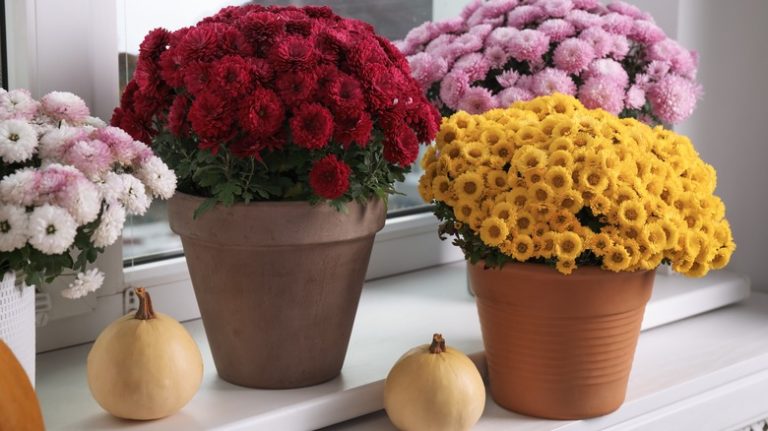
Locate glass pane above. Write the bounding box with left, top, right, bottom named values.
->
left=118, top=0, right=445, bottom=261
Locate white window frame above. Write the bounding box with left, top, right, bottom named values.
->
left=7, top=0, right=466, bottom=351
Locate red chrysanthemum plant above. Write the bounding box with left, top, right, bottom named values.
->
left=113, top=5, right=439, bottom=214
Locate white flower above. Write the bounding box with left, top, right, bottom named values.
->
left=136, top=156, right=177, bottom=199
left=39, top=127, right=82, bottom=160
left=0, top=205, right=29, bottom=252
left=40, top=91, right=90, bottom=123
left=0, top=168, right=38, bottom=206
left=27, top=204, right=77, bottom=254
left=0, top=119, right=38, bottom=163
left=61, top=268, right=104, bottom=299
left=82, top=116, right=107, bottom=128
left=93, top=202, right=126, bottom=248
left=58, top=178, right=101, bottom=225
left=0, top=89, right=40, bottom=121
left=119, top=174, right=151, bottom=216
left=98, top=172, right=124, bottom=203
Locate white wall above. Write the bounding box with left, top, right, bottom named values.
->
left=676, top=1, right=768, bottom=291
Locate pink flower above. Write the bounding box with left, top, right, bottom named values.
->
left=408, top=53, right=448, bottom=88
left=601, top=12, right=634, bottom=35
left=537, top=19, right=576, bottom=42
left=647, top=75, right=700, bottom=124
left=508, top=30, right=550, bottom=62
left=468, top=24, right=494, bottom=40
left=404, top=22, right=439, bottom=48
left=537, top=0, right=574, bottom=18
left=497, top=87, right=534, bottom=107
left=425, top=34, right=457, bottom=54
left=578, top=77, right=625, bottom=114
left=507, top=5, right=543, bottom=28
left=40, top=92, right=90, bottom=123
left=645, top=60, right=671, bottom=80
left=487, top=27, right=519, bottom=46
left=530, top=68, right=577, bottom=96
left=439, top=72, right=470, bottom=108
left=571, top=0, right=599, bottom=9
left=457, top=86, right=497, bottom=114
left=609, top=35, right=630, bottom=60
left=607, top=1, right=645, bottom=19
left=585, top=58, right=629, bottom=88
left=470, top=0, right=520, bottom=25
left=670, top=50, right=698, bottom=79
left=553, top=38, right=595, bottom=73
left=64, top=139, right=114, bottom=179
left=648, top=39, right=684, bottom=62
left=453, top=33, right=484, bottom=55
left=630, top=20, right=666, bottom=44
left=626, top=85, right=646, bottom=109
left=454, top=53, right=492, bottom=82
left=461, top=0, right=484, bottom=20
left=565, top=10, right=602, bottom=30
left=496, top=70, right=521, bottom=87
left=0, top=89, right=40, bottom=121
left=484, top=45, right=511, bottom=69
left=93, top=126, right=144, bottom=165
left=435, top=17, right=465, bottom=33
left=579, top=26, right=613, bottom=57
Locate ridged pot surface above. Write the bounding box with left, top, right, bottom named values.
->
left=169, top=193, right=386, bottom=389
left=468, top=261, right=654, bottom=419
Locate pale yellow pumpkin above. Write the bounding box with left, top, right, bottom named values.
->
left=87, top=288, right=203, bottom=420
left=384, top=334, right=486, bottom=431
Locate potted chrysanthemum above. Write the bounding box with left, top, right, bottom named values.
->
left=418, top=93, right=734, bottom=418
left=113, top=5, right=439, bottom=388
left=0, top=88, right=176, bottom=384
left=398, top=0, right=700, bottom=125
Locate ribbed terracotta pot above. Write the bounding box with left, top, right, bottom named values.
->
left=468, top=261, right=655, bottom=419
left=168, top=193, right=385, bottom=389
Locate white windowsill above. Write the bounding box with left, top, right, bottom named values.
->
left=37, top=262, right=752, bottom=430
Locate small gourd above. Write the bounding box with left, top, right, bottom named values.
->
left=384, top=334, right=485, bottom=431
left=0, top=340, right=45, bottom=431
left=87, top=287, right=203, bottom=420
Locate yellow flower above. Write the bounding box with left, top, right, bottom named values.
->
left=552, top=119, right=578, bottom=138
left=603, top=245, right=631, bottom=272
left=479, top=217, right=509, bottom=247
left=448, top=158, right=470, bottom=177
left=538, top=231, right=557, bottom=258
left=490, top=140, right=515, bottom=162
left=548, top=209, right=575, bottom=233
left=549, top=93, right=582, bottom=115
left=512, top=146, right=548, bottom=173
left=454, top=172, right=484, bottom=200
left=431, top=175, right=453, bottom=202
left=685, top=261, right=710, bottom=278
left=441, top=142, right=463, bottom=160
left=435, top=123, right=462, bottom=150
left=509, top=234, right=535, bottom=261
left=572, top=132, right=595, bottom=148
left=709, top=243, right=735, bottom=270
left=532, top=202, right=554, bottom=222
left=556, top=231, right=583, bottom=260
left=418, top=175, right=433, bottom=202
left=548, top=149, right=574, bottom=170
left=462, top=141, right=490, bottom=165
left=485, top=169, right=508, bottom=191
left=449, top=111, right=476, bottom=131
left=589, top=194, right=612, bottom=216
left=556, top=258, right=577, bottom=275
left=491, top=202, right=516, bottom=225
left=612, top=185, right=638, bottom=204
left=659, top=218, right=681, bottom=249
left=528, top=182, right=554, bottom=204
left=513, top=210, right=535, bottom=235
left=515, top=125, right=547, bottom=147
left=480, top=125, right=506, bottom=146
left=579, top=166, right=610, bottom=193
left=420, top=146, right=437, bottom=170
left=555, top=190, right=583, bottom=214
left=587, top=232, right=612, bottom=256
left=506, top=188, right=529, bottom=209
left=453, top=198, right=481, bottom=223
left=548, top=137, right=574, bottom=153
left=544, top=166, right=573, bottom=193
left=643, top=223, right=667, bottom=252
left=617, top=200, right=648, bottom=228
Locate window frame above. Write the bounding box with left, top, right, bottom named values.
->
left=8, top=0, right=467, bottom=351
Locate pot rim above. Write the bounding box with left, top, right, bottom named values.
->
left=171, top=191, right=383, bottom=209
left=468, top=260, right=655, bottom=280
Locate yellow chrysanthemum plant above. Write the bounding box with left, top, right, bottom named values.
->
left=418, top=93, right=735, bottom=277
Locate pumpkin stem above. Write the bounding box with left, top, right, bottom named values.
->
left=429, top=333, right=446, bottom=354
left=134, top=287, right=155, bottom=320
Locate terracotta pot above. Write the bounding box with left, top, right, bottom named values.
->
left=169, top=193, right=385, bottom=389
left=468, top=261, right=654, bottom=419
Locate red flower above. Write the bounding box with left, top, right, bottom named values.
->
left=326, top=74, right=365, bottom=114
left=236, top=12, right=285, bottom=56
left=289, top=103, right=333, bottom=150
left=188, top=92, right=234, bottom=142
left=239, top=87, right=285, bottom=136
left=275, top=70, right=317, bottom=105
left=158, top=50, right=184, bottom=88
left=176, top=23, right=249, bottom=64
left=212, top=55, right=253, bottom=97
left=139, top=28, right=170, bottom=61
left=168, top=95, right=191, bottom=136
left=383, top=127, right=420, bottom=167
left=309, top=155, right=351, bottom=200
left=334, top=112, right=373, bottom=149
left=182, top=62, right=213, bottom=96
left=249, top=58, right=274, bottom=83
left=270, top=35, right=318, bottom=71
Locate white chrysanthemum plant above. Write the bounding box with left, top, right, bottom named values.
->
left=0, top=88, right=177, bottom=298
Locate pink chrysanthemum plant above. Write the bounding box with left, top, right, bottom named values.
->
left=0, top=89, right=177, bottom=298
left=397, top=0, right=701, bottom=125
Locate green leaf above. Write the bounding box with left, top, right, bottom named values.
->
left=193, top=197, right=218, bottom=219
